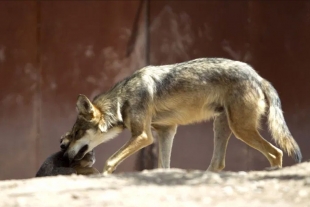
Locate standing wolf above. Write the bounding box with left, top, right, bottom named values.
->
left=62, top=58, right=302, bottom=174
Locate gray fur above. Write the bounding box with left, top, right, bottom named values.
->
left=63, top=58, right=302, bottom=174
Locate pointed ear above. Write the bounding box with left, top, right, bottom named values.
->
left=76, top=94, right=94, bottom=115
left=98, top=119, right=107, bottom=132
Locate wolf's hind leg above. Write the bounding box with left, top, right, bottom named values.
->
left=227, top=100, right=283, bottom=168
left=207, top=112, right=232, bottom=172
left=155, top=125, right=177, bottom=168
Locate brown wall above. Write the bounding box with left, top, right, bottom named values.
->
left=1, top=1, right=310, bottom=180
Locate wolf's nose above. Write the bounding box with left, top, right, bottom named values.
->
left=60, top=144, right=66, bottom=150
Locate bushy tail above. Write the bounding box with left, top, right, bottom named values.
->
left=261, top=80, right=302, bottom=163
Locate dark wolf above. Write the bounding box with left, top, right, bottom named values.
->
left=36, top=133, right=99, bottom=177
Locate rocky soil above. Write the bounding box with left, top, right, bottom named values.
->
left=1, top=162, right=310, bottom=207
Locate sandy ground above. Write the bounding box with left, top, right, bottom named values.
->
left=1, top=162, right=310, bottom=207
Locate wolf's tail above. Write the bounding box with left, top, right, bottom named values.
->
left=261, top=79, right=302, bottom=163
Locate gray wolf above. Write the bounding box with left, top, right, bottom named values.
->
left=61, top=57, right=302, bottom=174
left=36, top=134, right=99, bottom=177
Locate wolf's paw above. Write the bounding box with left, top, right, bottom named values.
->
left=264, top=166, right=281, bottom=171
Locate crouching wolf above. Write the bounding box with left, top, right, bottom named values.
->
left=62, top=58, right=302, bottom=175
left=36, top=133, right=99, bottom=177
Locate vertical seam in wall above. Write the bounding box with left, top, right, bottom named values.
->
left=145, top=0, right=150, bottom=65
left=35, top=0, right=42, bottom=170
left=246, top=1, right=252, bottom=171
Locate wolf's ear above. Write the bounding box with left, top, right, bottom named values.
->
left=76, top=94, right=94, bottom=115
left=98, top=119, right=107, bottom=132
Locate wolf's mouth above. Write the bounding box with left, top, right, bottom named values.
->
left=73, top=145, right=89, bottom=161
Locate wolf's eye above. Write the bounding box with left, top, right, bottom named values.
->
left=73, top=129, right=85, bottom=139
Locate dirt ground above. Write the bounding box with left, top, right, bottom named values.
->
left=1, top=162, right=310, bottom=207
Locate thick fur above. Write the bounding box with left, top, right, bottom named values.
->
left=62, top=57, right=302, bottom=174
left=35, top=150, right=99, bottom=177
left=36, top=133, right=99, bottom=177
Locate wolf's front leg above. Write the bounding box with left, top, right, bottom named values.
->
left=103, top=131, right=154, bottom=175
left=155, top=124, right=177, bottom=168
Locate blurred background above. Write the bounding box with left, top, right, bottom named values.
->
left=1, top=0, right=310, bottom=180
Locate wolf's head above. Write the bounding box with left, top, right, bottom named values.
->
left=63, top=94, right=123, bottom=162
left=59, top=132, right=96, bottom=167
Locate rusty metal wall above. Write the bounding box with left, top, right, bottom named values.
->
left=39, top=0, right=147, bottom=178
left=0, top=1, right=38, bottom=179
left=0, top=1, right=310, bottom=180
left=149, top=1, right=310, bottom=171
